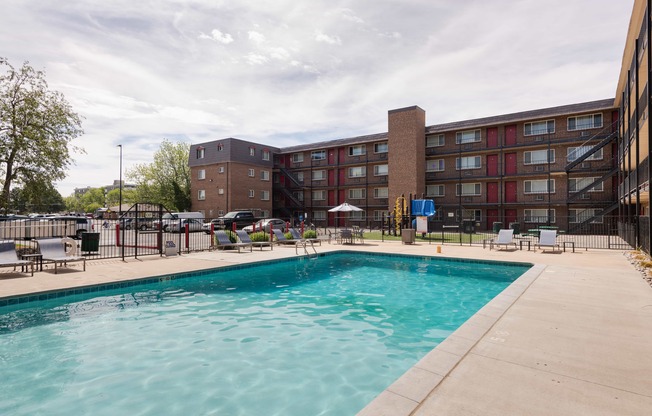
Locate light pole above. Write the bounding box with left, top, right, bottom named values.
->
left=118, top=144, right=124, bottom=261
left=118, top=144, right=123, bottom=218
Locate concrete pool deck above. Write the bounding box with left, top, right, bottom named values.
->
left=1, top=241, right=651, bottom=415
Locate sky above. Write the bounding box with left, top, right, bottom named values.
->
left=0, top=0, right=635, bottom=197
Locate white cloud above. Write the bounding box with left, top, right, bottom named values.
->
left=0, top=0, right=634, bottom=197
left=314, top=30, right=342, bottom=45
left=199, top=29, right=234, bottom=44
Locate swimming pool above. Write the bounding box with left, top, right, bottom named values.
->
left=0, top=252, right=531, bottom=415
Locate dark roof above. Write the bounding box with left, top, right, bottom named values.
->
left=280, top=131, right=388, bottom=153
left=424, top=99, right=615, bottom=134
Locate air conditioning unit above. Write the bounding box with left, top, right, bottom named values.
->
left=535, top=195, right=545, bottom=201
left=464, top=171, right=473, bottom=176
left=464, top=144, right=473, bottom=150
left=581, top=162, right=591, bottom=168
left=581, top=194, right=591, bottom=200
left=580, top=131, right=590, bottom=137
left=534, top=136, right=544, bottom=142
left=463, top=197, right=473, bottom=203
left=534, top=166, right=545, bottom=172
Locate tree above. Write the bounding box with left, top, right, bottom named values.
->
left=127, top=140, right=191, bottom=211
left=0, top=58, right=84, bottom=213
left=12, top=181, right=65, bottom=213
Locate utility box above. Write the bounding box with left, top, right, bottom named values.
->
left=165, top=240, right=177, bottom=257
left=492, top=222, right=503, bottom=233
left=402, top=228, right=416, bottom=244
left=462, top=220, right=475, bottom=234
left=509, top=222, right=521, bottom=235
left=81, top=232, right=100, bottom=253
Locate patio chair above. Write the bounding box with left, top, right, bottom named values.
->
left=0, top=240, right=34, bottom=276
left=272, top=229, right=301, bottom=246
left=37, top=238, right=86, bottom=274
left=534, top=229, right=560, bottom=252
left=289, top=228, right=321, bottom=246
left=489, top=229, right=517, bottom=251
left=215, top=230, right=252, bottom=252
left=235, top=230, right=272, bottom=251
left=338, top=229, right=353, bottom=244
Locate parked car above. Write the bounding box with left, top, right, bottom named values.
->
left=210, top=211, right=256, bottom=230
left=118, top=217, right=153, bottom=231
left=169, top=218, right=204, bottom=233
left=242, top=218, right=287, bottom=234
left=47, top=215, right=94, bottom=238
left=153, top=212, right=204, bottom=232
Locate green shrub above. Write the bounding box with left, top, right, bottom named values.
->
left=284, top=231, right=293, bottom=240
left=303, top=230, right=317, bottom=239
left=249, top=231, right=270, bottom=242
left=215, top=230, right=237, bottom=245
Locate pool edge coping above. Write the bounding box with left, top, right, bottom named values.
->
left=355, top=263, right=545, bottom=416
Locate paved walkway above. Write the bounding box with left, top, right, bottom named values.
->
left=1, top=241, right=651, bottom=415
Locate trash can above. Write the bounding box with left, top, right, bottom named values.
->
left=401, top=228, right=416, bottom=244
left=509, top=222, right=521, bottom=235
left=462, top=220, right=475, bottom=234
left=492, top=221, right=503, bottom=233
left=81, top=232, right=100, bottom=252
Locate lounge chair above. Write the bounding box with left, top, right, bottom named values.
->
left=235, top=230, right=272, bottom=251
left=0, top=240, right=34, bottom=276
left=215, top=230, right=252, bottom=252
left=535, top=229, right=560, bottom=252
left=288, top=228, right=321, bottom=246
left=37, top=238, right=86, bottom=274
left=489, top=229, right=517, bottom=250
left=272, top=229, right=301, bottom=246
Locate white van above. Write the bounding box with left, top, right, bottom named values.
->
left=154, top=212, right=204, bottom=232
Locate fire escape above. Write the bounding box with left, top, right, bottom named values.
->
left=274, top=167, right=305, bottom=219
left=565, top=123, right=619, bottom=232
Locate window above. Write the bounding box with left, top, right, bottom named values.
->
left=455, top=156, right=481, bottom=170
left=456, top=209, right=481, bottom=221
left=349, top=145, right=366, bottom=156
left=427, top=184, right=445, bottom=197
left=198, top=169, right=206, bottom=180
left=374, top=210, right=385, bottom=221
left=374, top=142, right=388, bottom=153
left=313, top=211, right=326, bottom=220
left=426, top=159, right=445, bottom=172
left=260, top=170, right=270, bottom=181
left=196, top=147, right=205, bottom=159
left=524, top=179, right=555, bottom=194
left=456, top=183, right=481, bottom=196
left=311, top=150, right=326, bottom=160
left=570, top=208, right=602, bottom=223
left=312, top=190, right=326, bottom=200
left=217, top=143, right=224, bottom=152
left=455, top=130, right=481, bottom=144
left=292, top=153, right=304, bottom=163
left=350, top=211, right=365, bottom=221
left=524, top=120, right=555, bottom=136
left=293, top=191, right=304, bottom=202
left=249, top=147, right=256, bottom=156
left=348, top=166, right=366, bottom=178
left=248, top=169, right=255, bottom=177
left=426, top=134, right=445, bottom=147
left=312, top=170, right=326, bottom=181
left=218, top=166, right=224, bottom=173
left=569, top=177, right=603, bottom=192
left=262, top=150, right=270, bottom=161
left=248, top=190, right=255, bottom=198
left=261, top=190, right=270, bottom=201
left=524, top=209, right=556, bottom=223
left=374, top=187, right=388, bottom=198
left=524, top=149, right=555, bottom=165
left=218, top=188, right=224, bottom=195
left=197, top=190, right=205, bottom=200
left=567, top=146, right=603, bottom=162
left=348, top=188, right=366, bottom=199
left=374, top=164, right=388, bottom=176
left=296, top=172, right=304, bottom=183
left=567, top=114, right=603, bottom=131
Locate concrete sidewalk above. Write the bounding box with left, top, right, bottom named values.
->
left=1, top=241, right=651, bottom=415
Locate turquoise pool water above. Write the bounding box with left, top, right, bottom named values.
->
left=0, top=253, right=530, bottom=415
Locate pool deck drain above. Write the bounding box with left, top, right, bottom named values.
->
left=1, top=242, right=651, bottom=415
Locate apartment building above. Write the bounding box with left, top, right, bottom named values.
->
left=615, top=0, right=651, bottom=251
left=188, top=138, right=279, bottom=219
left=271, top=100, right=618, bottom=231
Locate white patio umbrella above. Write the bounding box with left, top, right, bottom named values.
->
left=328, top=202, right=363, bottom=230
